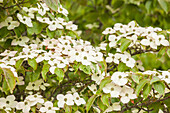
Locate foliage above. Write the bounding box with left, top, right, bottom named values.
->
left=0, top=0, right=169, bottom=113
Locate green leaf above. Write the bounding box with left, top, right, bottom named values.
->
left=79, top=64, right=91, bottom=74
left=31, top=66, right=41, bottom=82
left=158, top=0, right=168, bottom=14
left=41, top=64, right=50, bottom=81
left=64, top=104, right=72, bottom=113
left=14, top=23, right=26, bottom=37
left=118, top=62, right=129, bottom=72
left=120, top=38, right=131, bottom=52
left=157, top=47, right=167, bottom=58
left=101, top=94, right=110, bottom=106
left=153, top=81, right=165, bottom=95
left=131, top=74, right=140, bottom=84
left=0, top=27, right=9, bottom=39
left=46, top=28, right=55, bottom=38
left=54, top=68, right=65, bottom=83
left=2, top=68, right=16, bottom=93
left=28, top=58, right=37, bottom=70
left=145, top=1, right=152, bottom=13
left=86, top=95, right=98, bottom=113
left=150, top=76, right=161, bottom=84
left=167, top=48, right=170, bottom=57
left=27, top=22, right=46, bottom=35
left=2, top=77, right=9, bottom=94
left=136, top=79, right=148, bottom=96
left=99, top=77, right=111, bottom=90
left=143, top=83, right=151, bottom=100
left=15, top=59, right=24, bottom=70
left=97, top=98, right=107, bottom=111
left=44, top=0, right=60, bottom=12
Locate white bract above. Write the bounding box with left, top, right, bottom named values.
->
left=111, top=72, right=128, bottom=86
left=57, top=94, right=74, bottom=108
left=0, top=17, right=19, bottom=30
left=40, top=101, right=59, bottom=113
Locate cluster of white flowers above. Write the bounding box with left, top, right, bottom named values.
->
left=102, top=21, right=169, bottom=50
left=85, top=23, right=99, bottom=29
left=57, top=92, right=86, bottom=108
left=0, top=94, right=59, bottom=113
left=106, top=52, right=136, bottom=68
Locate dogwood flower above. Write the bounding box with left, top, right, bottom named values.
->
left=17, top=13, right=33, bottom=27
left=120, top=86, right=137, bottom=103
left=103, top=82, right=122, bottom=97
left=48, top=20, right=64, bottom=31
left=121, top=53, right=136, bottom=68
left=102, top=27, right=115, bottom=35
left=88, top=84, right=97, bottom=94
left=58, top=5, right=68, bottom=16
left=108, top=35, right=120, bottom=47
left=111, top=72, right=128, bottom=86
left=66, top=21, right=78, bottom=31
left=0, top=50, right=17, bottom=57
left=40, top=101, right=59, bottom=113
left=73, top=92, right=86, bottom=106
left=104, top=102, right=121, bottom=112
left=11, top=36, right=29, bottom=46
left=0, top=17, right=19, bottom=30
left=57, top=94, right=74, bottom=108
left=161, top=71, right=170, bottom=83
left=16, top=100, right=34, bottom=113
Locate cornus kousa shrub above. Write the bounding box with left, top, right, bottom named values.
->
left=0, top=0, right=169, bottom=113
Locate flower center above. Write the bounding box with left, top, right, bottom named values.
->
left=64, top=98, right=67, bottom=102
left=76, top=97, right=79, bottom=100
left=111, top=87, right=114, bottom=91
left=48, top=107, right=52, bottom=110
left=118, top=75, right=122, bottom=79
left=83, top=56, right=87, bottom=60
left=6, top=101, right=10, bottom=104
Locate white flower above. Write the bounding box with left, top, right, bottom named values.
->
left=104, top=102, right=121, bottom=112
left=16, top=76, right=25, bottom=85
left=73, top=93, right=86, bottom=106
left=0, top=17, right=20, bottom=30
left=40, top=101, right=59, bottom=113
left=58, top=5, right=68, bottom=16
left=0, top=95, right=17, bottom=109
left=17, top=13, right=33, bottom=27
left=16, top=99, right=35, bottom=113
left=88, top=84, right=97, bottom=94
left=136, top=60, right=144, bottom=71
left=92, top=72, right=105, bottom=85
left=102, top=27, right=115, bottom=35
left=120, top=86, right=137, bottom=103
left=36, top=16, right=51, bottom=24
left=48, top=20, right=64, bottom=31
left=80, top=52, right=92, bottom=66
left=155, top=35, right=169, bottom=46
left=26, top=94, right=44, bottom=106
left=37, top=3, right=49, bottom=16
left=108, top=35, right=120, bottom=47
left=66, top=21, right=78, bottom=31
left=57, top=94, right=74, bottom=108
left=0, top=50, right=17, bottom=57
left=111, top=72, right=128, bottom=86
left=103, top=82, right=122, bottom=97
left=26, top=79, right=49, bottom=91
left=161, top=71, right=170, bottom=84
left=11, top=36, right=29, bottom=46
left=121, top=53, right=136, bottom=68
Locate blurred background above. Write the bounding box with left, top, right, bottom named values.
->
left=61, top=0, right=170, bottom=46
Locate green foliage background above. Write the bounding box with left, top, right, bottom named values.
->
left=62, top=0, right=170, bottom=45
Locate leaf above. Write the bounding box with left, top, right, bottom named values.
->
left=54, top=68, right=65, bottom=83
left=27, top=21, right=46, bottom=35
left=150, top=76, right=160, bottom=84
left=79, top=64, right=91, bottom=74
left=118, top=62, right=129, bottom=72
left=64, top=104, right=72, bottom=113
left=167, top=48, right=170, bottom=57
left=86, top=95, right=98, bottom=113
left=143, top=83, right=151, bottom=100
left=43, top=0, right=60, bottom=11
left=120, top=38, right=131, bottom=52
left=31, top=66, right=41, bottom=82
left=145, top=1, right=152, bottom=13
left=99, top=77, right=111, bottom=90
left=15, top=59, right=24, bottom=70
left=101, top=94, right=110, bottom=106
left=153, top=81, right=165, bottom=95
left=97, top=98, right=107, bottom=111
left=28, top=58, right=37, bottom=70
left=131, top=74, right=140, bottom=84
left=158, top=0, right=168, bottom=14
left=0, top=27, right=9, bottom=39
left=157, top=47, right=167, bottom=58
left=2, top=68, right=16, bottom=93
left=41, top=64, right=50, bottom=81
left=136, top=79, right=148, bottom=96
left=14, top=23, right=26, bottom=37
left=46, top=28, right=55, bottom=38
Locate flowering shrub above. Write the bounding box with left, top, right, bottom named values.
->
left=0, top=0, right=169, bottom=113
